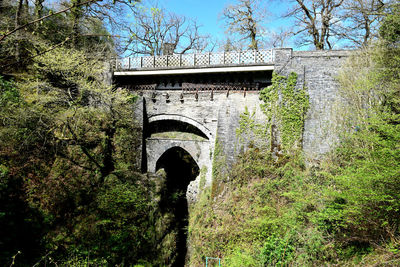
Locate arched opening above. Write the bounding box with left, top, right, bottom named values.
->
left=156, top=147, right=200, bottom=266
left=146, top=114, right=213, bottom=141
left=149, top=120, right=208, bottom=140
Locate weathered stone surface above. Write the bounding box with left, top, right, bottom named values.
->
left=141, top=91, right=266, bottom=200
left=275, top=49, right=352, bottom=158
left=117, top=48, right=353, bottom=199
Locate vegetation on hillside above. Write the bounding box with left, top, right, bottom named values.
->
left=0, top=45, right=162, bottom=265
left=0, top=1, right=161, bottom=265
left=188, top=7, right=400, bottom=266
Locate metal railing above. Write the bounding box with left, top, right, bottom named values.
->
left=116, top=49, right=275, bottom=70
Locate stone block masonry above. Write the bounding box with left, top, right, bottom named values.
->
left=274, top=49, right=353, bottom=159
left=119, top=48, right=353, bottom=199
left=138, top=90, right=267, bottom=198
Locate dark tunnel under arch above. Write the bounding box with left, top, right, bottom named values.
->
left=156, top=146, right=200, bottom=266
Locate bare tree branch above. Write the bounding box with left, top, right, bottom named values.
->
left=221, top=0, right=266, bottom=50
left=287, top=0, right=344, bottom=50
left=0, top=0, right=100, bottom=42
left=125, top=5, right=209, bottom=56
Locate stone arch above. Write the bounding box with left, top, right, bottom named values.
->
left=147, top=139, right=208, bottom=173
left=148, top=114, right=213, bottom=140
left=155, top=146, right=200, bottom=176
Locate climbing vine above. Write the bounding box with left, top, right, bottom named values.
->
left=236, top=106, right=268, bottom=148
left=260, top=72, right=309, bottom=151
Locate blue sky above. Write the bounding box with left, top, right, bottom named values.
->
left=163, top=0, right=230, bottom=38
left=159, top=0, right=294, bottom=48
left=47, top=0, right=299, bottom=50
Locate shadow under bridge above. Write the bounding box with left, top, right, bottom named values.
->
left=145, top=114, right=214, bottom=181
left=144, top=115, right=214, bottom=266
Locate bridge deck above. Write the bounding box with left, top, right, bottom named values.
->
left=115, top=49, right=275, bottom=72
left=114, top=65, right=274, bottom=76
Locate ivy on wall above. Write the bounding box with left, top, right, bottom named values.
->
left=260, top=72, right=309, bottom=151
left=236, top=106, right=268, bottom=149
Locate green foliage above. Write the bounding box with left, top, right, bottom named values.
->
left=0, top=76, right=20, bottom=107
left=60, top=255, right=108, bottom=266
left=74, top=175, right=155, bottom=264
left=190, top=30, right=400, bottom=265
left=189, top=147, right=328, bottom=266
left=327, top=30, right=400, bottom=245
left=0, top=46, right=156, bottom=265
left=236, top=106, right=268, bottom=151
left=224, top=247, right=258, bottom=267
left=260, top=234, right=294, bottom=266
left=379, top=5, right=400, bottom=46
left=260, top=72, right=309, bottom=151
left=237, top=106, right=264, bottom=138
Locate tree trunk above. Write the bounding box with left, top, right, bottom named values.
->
left=100, top=121, right=116, bottom=182
left=34, top=0, right=45, bottom=32
left=363, top=16, right=371, bottom=47
left=71, top=0, right=83, bottom=48
left=15, top=0, right=23, bottom=29
left=15, top=0, right=24, bottom=62
left=250, top=30, right=258, bottom=50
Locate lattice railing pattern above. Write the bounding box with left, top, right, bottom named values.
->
left=209, top=52, right=224, bottom=65
left=122, top=84, right=157, bottom=91
left=182, top=82, right=260, bottom=91
left=121, top=82, right=260, bottom=91
left=116, top=49, right=275, bottom=70
left=181, top=54, right=195, bottom=66
left=142, top=56, right=154, bottom=68
left=168, top=55, right=181, bottom=67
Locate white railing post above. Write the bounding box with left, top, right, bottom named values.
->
left=272, top=49, right=275, bottom=62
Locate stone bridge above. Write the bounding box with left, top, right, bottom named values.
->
left=112, top=48, right=352, bottom=199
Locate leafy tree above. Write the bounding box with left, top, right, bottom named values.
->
left=0, top=46, right=158, bottom=265
left=0, top=76, right=48, bottom=267
left=328, top=8, right=400, bottom=244
left=379, top=3, right=400, bottom=45
left=0, top=0, right=120, bottom=73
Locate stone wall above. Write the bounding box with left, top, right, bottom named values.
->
left=274, top=48, right=353, bottom=159
left=128, top=48, right=354, bottom=199
left=134, top=90, right=266, bottom=199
